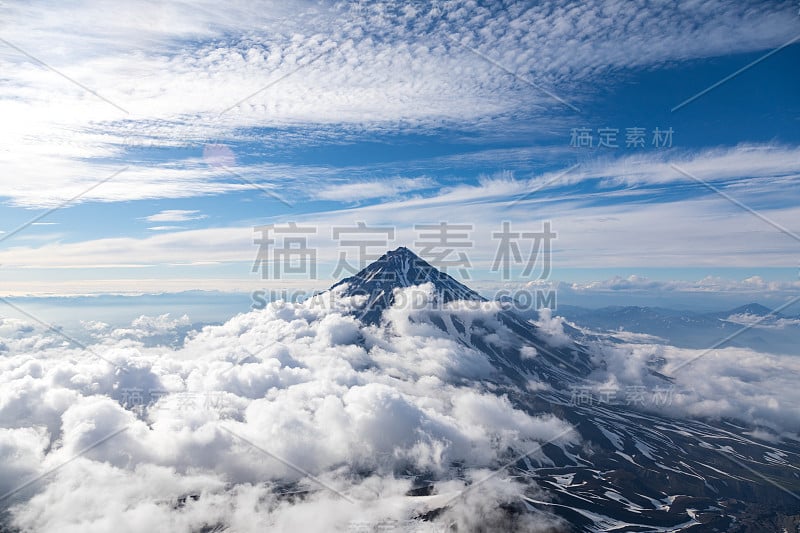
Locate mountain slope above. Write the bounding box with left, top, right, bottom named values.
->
left=329, top=248, right=800, bottom=531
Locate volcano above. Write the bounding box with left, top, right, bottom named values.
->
left=332, top=246, right=594, bottom=386
left=329, top=247, right=800, bottom=531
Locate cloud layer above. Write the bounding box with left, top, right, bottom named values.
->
left=2, top=282, right=799, bottom=530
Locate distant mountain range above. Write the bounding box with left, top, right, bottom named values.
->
left=549, top=302, right=800, bottom=355
left=329, top=248, right=800, bottom=531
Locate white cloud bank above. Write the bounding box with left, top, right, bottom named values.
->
left=584, top=336, right=800, bottom=437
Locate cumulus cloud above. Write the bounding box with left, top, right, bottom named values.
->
left=584, top=339, right=800, bottom=438
left=531, top=308, right=572, bottom=348
left=118, top=313, right=191, bottom=336
left=0, top=289, right=576, bottom=531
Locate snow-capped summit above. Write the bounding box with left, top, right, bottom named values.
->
left=330, top=247, right=482, bottom=326
left=331, top=246, right=481, bottom=306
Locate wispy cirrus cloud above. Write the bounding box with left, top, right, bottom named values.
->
left=1, top=144, right=798, bottom=284
left=1, top=0, right=798, bottom=210
left=314, top=177, right=434, bottom=202
left=147, top=226, right=186, bottom=232
left=144, top=210, right=207, bottom=223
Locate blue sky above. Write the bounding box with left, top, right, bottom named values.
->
left=1, top=0, right=799, bottom=312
